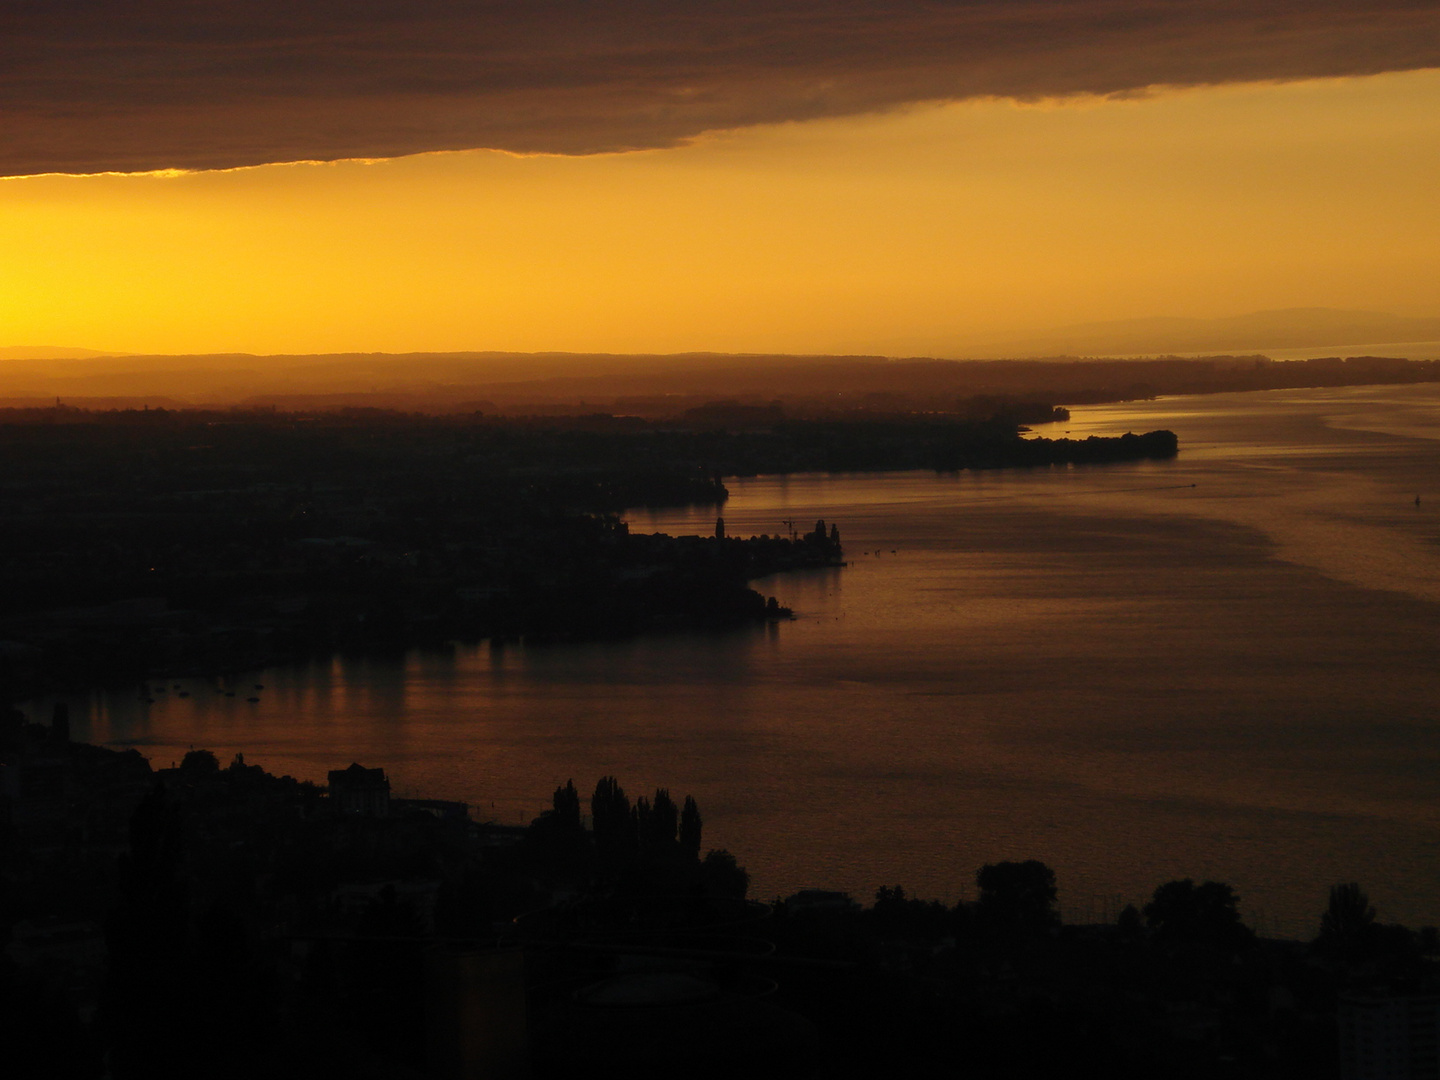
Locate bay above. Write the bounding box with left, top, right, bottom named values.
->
left=44, top=383, right=1440, bottom=935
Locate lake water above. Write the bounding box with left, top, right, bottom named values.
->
left=42, top=384, right=1440, bottom=935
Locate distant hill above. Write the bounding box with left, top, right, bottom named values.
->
left=980, top=309, right=1440, bottom=357
left=5, top=309, right=1439, bottom=412
left=0, top=350, right=887, bottom=403
left=3, top=350, right=1438, bottom=416
left=0, top=345, right=118, bottom=360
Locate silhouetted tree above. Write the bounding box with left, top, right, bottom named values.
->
left=591, top=776, right=629, bottom=840
left=1144, top=879, right=1253, bottom=950
left=701, top=850, right=749, bottom=899
left=526, top=778, right=592, bottom=885
left=552, top=779, right=581, bottom=830
left=872, top=885, right=908, bottom=934
left=976, top=860, right=1058, bottom=938
left=679, top=795, right=703, bottom=859
left=1117, top=903, right=1143, bottom=939
left=650, top=788, right=679, bottom=847
left=872, top=885, right=952, bottom=940
left=1419, top=927, right=1440, bottom=957
left=591, top=776, right=634, bottom=869
left=180, top=747, right=219, bottom=776
left=1317, top=882, right=1378, bottom=958
left=1321, top=881, right=1376, bottom=938
left=102, top=782, right=192, bottom=1079
left=873, top=884, right=907, bottom=921
left=632, top=789, right=676, bottom=859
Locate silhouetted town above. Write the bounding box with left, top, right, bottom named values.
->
left=3, top=712, right=1437, bottom=1078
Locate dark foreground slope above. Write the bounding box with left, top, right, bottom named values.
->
left=3, top=722, right=1434, bottom=1079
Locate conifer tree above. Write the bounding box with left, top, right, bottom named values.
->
left=591, top=776, right=629, bottom=842
left=679, top=795, right=703, bottom=859
left=552, top=779, right=581, bottom=830
left=651, top=788, right=679, bottom=846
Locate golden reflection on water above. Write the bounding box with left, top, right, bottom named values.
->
left=42, top=384, right=1440, bottom=935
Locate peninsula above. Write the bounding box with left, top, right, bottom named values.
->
left=0, top=406, right=1173, bottom=701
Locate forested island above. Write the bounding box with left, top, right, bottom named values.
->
left=3, top=716, right=1435, bottom=1078
left=0, top=406, right=1172, bottom=700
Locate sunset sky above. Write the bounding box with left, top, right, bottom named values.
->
left=3, top=2, right=1438, bottom=358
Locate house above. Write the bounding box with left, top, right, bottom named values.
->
left=328, top=762, right=390, bottom=817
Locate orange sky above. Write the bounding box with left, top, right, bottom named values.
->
left=3, top=69, right=1438, bottom=358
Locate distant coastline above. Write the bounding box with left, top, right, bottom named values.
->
left=3, top=349, right=1438, bottom=416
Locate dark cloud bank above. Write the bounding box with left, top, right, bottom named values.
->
left=5, top=1, right=1439, bottom=175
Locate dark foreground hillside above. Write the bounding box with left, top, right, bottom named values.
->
left=3, top=720, right=1435, bottom=1079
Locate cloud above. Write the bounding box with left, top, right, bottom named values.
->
left=5, top=1, right=1438, bottom=175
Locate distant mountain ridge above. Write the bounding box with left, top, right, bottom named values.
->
left=981, top=308, right=1440, bottom=357
left=5, top=308, right=1439, bottom=409
left=9, top=310, right=1440, bottom=371
left=0, top=345, right=118, bottom=360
